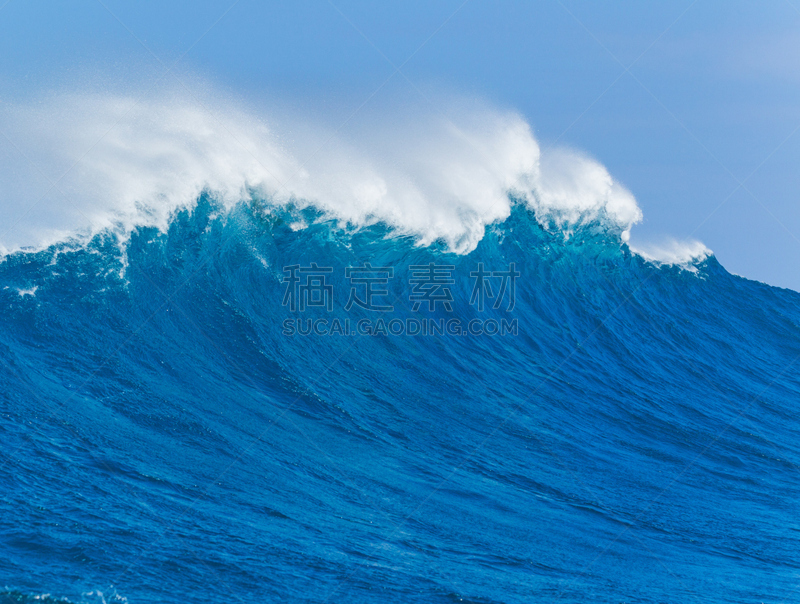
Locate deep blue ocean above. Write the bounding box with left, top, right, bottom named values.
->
left=2, top=196, right=800, bottom=603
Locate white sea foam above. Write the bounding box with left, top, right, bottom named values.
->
left=0, top=84, right=679, bottom=258
left=628, top=238, right=712, bottom=270
left=16, top=285, right=38, bottom=297
left=534, top=148, right=642, bottom=242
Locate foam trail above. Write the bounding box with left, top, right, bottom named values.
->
left=0, top=86, right=648, bottom=254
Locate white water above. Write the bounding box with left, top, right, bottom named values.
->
left=0, top=84, right=678, bottom=257
left=628, top=238, right=712, bottom=269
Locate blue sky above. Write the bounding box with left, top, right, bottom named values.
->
left=1, top=1, right=799, bottom=289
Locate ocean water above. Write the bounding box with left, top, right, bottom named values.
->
left=2, top=192, right=800, bottom=604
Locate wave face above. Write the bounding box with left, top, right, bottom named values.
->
left=2, top=197, right=800, bottom=604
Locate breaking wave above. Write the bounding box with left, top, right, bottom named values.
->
left=3, top=86, right=797, bottom=604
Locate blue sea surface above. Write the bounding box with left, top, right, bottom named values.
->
left=2, top=197, right=800, bottom=603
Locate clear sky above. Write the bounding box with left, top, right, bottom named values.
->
left=1, top=1, right=799, bottom=289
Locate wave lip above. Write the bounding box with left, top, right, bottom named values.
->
left=628, top=238, right=712, bottom=269
left=0, top=88, right=649, bottom=255
left=532, top=148, right=642, bottom=241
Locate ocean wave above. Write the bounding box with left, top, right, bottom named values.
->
left=2, top=190, right=800, bottom=603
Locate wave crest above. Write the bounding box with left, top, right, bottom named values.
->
left=0, top=87, right=649, bottom=255
left=628, top=238, right=712, bottom=269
